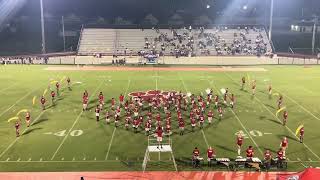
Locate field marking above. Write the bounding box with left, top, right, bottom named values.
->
left=0, top=111, right=46, bottom=159
left=50, top=81, right=104, bottom=160
left=275, top=89, right=320, bottom=122
left=0, top=83, right=16, bottom=94
left=178, top=73, right=210, bottom=148
left=206, top=76, right=264, bottom=156
left=0, top=87, right=41, bottom=118
left=224, top=73, right=320, bottom=160
left=105, top=79, right=131, bottom=160
left=105, top=127, right=117, bottom=160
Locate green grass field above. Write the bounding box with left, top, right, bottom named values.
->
left=0, top=64, right=320, bottom=172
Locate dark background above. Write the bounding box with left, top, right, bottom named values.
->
left=0, top=0, right=319, bottom=55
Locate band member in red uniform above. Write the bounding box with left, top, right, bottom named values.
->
left=299, top=127, right=304, bottom=143
left=191, top=117, right=196, bottom=132
left=241, top=76, right=246, bottom=90
left=264, top=149, right=272, bottom=170
left=51, top=90, right=56, bottom=105
left=218, top=106, right=223, bottom=120
left=56, top=82, right=60, bottom=96
left=223, top=93, right=227, bottom=105
left=230, top=94, right=235, bottom=108
left=111, top=97, right=115, bottom=110
left=114, top=114, right=120, bottom=127
left=280, top=137, right=288, bottom=156
left=252, top=80, right=256, bottom=95
left=119, top=94, right=124, bottom=106
left=207, top=146, right=216, bottom=167
left=268, top=84, right=272, bottom=96
left=192, top=147, right=201, bottom=167
left=98, top=92, right=104, bottom=110
left=15, top=121, right=20, bottom=137
left=156, top=126, right=163, bottom=149
left=237, top=134, right=244, bottom=156
left=105, top=111, right=110, bottom=124
left=277, top=148, right=285, bottom=168
left=133, top=118, right=139, bottom=133
left=25, top=112, right=31, bottom=127
left=283, top=111, right=288, bottom=126
left=278, top=95, right=283, bottom=110
left=207, top=110, right=213, bottom=124
left=199, top=113, right=204, bottom=129
left=82, top=93, right=88, bottom=111
left=125, top=116, right=131, bottom=130
left=67, top=77, right=71, bottom=90
left=179, top=118, right=185, bottom=135
left=246, top=146, right=254, bottom=160
left=214, top=95, right=219, bottom=108
left=95, top=105, right=100, bottom=122
left=40, top=96, right=46, bottom=110
left=165, top=121, right=171, bottom=135
left=145, top=120, right=151, bottom=135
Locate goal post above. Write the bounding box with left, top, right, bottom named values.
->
left=142, top=136, right=177, bottom=172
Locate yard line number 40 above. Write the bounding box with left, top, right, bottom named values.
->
left=51, top=130, right=83, bottom=137
left=235, top=130, right=263, bottom=139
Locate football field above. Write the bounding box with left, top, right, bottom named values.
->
left=0, top=64, right=320, bottom=172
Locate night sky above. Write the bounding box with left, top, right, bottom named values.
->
left=14, top=0, right=320, bottom=23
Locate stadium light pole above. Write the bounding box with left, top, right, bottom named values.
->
left=268, top=0, right=274, bottom=41
left=62, top=16, right=66, bottom=52
left=40, top=0, right=46, bottom=54
left=312, top=16, right=318, bottom=55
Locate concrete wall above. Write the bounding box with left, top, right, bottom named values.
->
left=48, top=55, right=319, bottom=65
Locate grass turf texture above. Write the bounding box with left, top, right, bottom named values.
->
left=0, top=64, right=320, bottom=172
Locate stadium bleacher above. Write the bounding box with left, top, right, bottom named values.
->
left=77, top=27, right=272, bottom=56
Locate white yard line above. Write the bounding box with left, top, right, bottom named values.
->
left=224, top=73, right=320, bottom=160
left=105, top=79, right=131, bottom=160
left=50, top=81, right=104, bottom=160
left=178, top=73, right=210, bottom=148
left=206, top=78, right=264, bottom=156
left=0, top=111, right=46, bottom=159
left=0, top=83, right=16, bottom=94
left=105, top=127, right=117, bottom=160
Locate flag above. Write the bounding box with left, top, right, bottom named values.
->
left=276, top=106, right=286, bottom=117
left=7, top=117, right=19, bottom=123
left=43, top=89, right=48, bottom=96
left=16, top=109, right=28, bottom=116
left=295, top=124, right=304, bottom=136
left=32, top=96, right=37, bottom=105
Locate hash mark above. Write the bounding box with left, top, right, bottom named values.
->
left=17, top=158, right=20, bottom=162
left=61, top=157, right=64, bottom=161
left=6, top=158, right=10, bottom=161
left=72, top=157, right=75, bottom=161
left=83, top=157, right=86, bottom=161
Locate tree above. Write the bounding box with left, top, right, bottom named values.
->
left=114, top=17, right=133, bottom=25
left=141, top=14, right=159, bottom=26
left=168, top=13, right=184, bottom=26
left=193, top=15, right=212, bottom=25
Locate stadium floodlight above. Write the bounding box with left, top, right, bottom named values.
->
left=40, top=0, right=46, bottom=54
left=242, top=5, right=248, bottom=10
left=206, top=4, right=210, bottom=9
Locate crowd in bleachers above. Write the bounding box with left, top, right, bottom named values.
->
left=136, top=26, right=271, bottom=58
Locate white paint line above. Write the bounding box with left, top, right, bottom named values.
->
left=201, top=130, right=210, bottom=148
left=28, top=158, right=31, bottom=161
left=105, top=127, right=117, bottom=160
left=50, top=82, right=104, bottom=160
left=40, top=158, right=43, bottom=161
left=6, top=158, right=10, bottom=161
left=17, top=158, right=20, bottom=162
left=83, top=157, right=86, bottom=161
